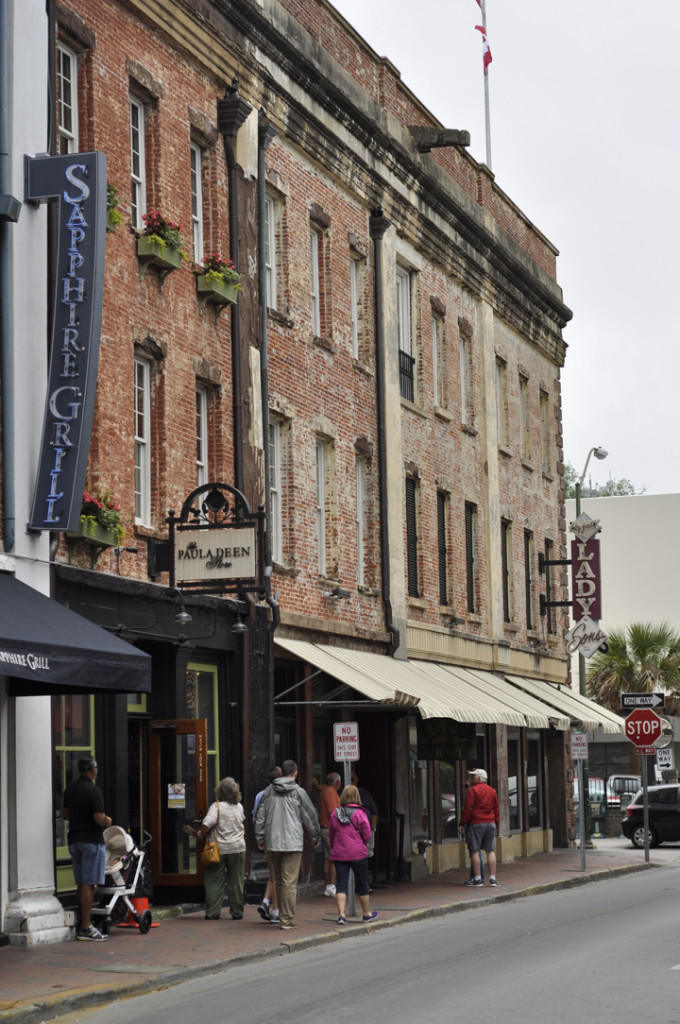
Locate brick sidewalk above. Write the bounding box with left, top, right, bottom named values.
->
left=0, top=843, right=651, bottom=1024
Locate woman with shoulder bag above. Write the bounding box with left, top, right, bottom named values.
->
left=328, top=785, right=377, bottom=925
left=183, top=777, right=246, bottom=920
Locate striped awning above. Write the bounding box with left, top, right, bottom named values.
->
left=505, top=674, right=624, bottom=734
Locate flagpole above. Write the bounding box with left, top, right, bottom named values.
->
left=480, top=0, right=492, bottom=171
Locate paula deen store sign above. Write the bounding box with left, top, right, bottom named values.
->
left=26, top=152, right=107, bottom=533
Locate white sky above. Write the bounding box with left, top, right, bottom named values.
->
left=331, top=0, right=678, bottom=495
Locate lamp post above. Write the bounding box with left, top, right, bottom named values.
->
left=574, top=446, right=607, bottom=845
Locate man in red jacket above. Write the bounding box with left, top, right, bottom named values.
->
left=459, top=768, right=499, bottom=887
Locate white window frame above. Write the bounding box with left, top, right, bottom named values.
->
left=57, top=44, right=78, bottom=154
left=190, top=143, right=204, bottom=263
left=355, top=457, right=366, bottom=587
left=196, top=384, right=208, bottom=488
left=310, top=228, right=321, bottom=336
left=460, top=333, right=471, bottom=426
left=134, top=358, right=151, bottom=525
left=496, top=357, right=508, bottom=445
left=264, top=195, right=277, bottom=310
left=130, top=96, right=146, bottom=230
left=396, top=266, right=412, bottom=357
left=519, top=374, right=531, bottom=460
left=269, top=419, right=282, bottom=564
left=540, top=390, right=551, bottom=473
left=350, top=256, right=359, bottom=359
left=315, top=438, right=326, bottom=575
left=432, top=315, right=446, bottom=408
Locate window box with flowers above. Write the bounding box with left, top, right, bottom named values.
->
left=67, top=489, right=125, bottom=548
left=137, top=210, right=185, bottom=287
left=106, top=182, right=123, bottom=233
left=196, top=252, right=240, bottom=321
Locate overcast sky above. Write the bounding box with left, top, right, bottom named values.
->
left=331, top=0, right=677, bottom=495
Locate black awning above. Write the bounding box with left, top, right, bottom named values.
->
left=0, top=573, right=151, bottom=695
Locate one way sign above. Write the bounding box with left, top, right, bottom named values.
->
left=620, top=693, right=665, bottom=709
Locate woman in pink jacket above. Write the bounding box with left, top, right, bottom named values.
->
left=328, top=785, right=378, bottom=924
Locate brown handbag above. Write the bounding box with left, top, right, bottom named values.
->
left=201, top=802, right=221, bottom=866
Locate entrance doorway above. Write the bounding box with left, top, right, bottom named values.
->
left=149, top=719, right=209, bottom=886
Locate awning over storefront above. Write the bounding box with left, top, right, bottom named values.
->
left=0, top=573, right=151, bottom=695
left=275, top=640, right=570, bottom=729
left=505, top=674, right=624, bottom=734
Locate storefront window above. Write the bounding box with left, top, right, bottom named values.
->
left=52, top=694, right=95, bottom=888
left=439, top=760, right=458, bottom=839
left=186, top=663, right=219, bottom=796
left=507, top=731, right=521, bottom=832
left=409, top=718, right=429, bottom=836
left=527, top=733, right=543, bottom=829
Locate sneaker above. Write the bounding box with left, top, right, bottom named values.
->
left=257, top=902, right=272, bottom=921
left=464, top=878, right=477, bottom=886
left=269, top=914, right=280, bottom=924
left=323, top=884, right=336, bottom=897
left=362, top=911, right=378, bottom=922
left=472, top=877, right=484, bottom=886
left=337, top=915, right=346, bottom=925
left=489, top=877, right=499, bottom=887
left=280, top=922, right=297, bottom=930
left=77, top=925, right=108, bottom=942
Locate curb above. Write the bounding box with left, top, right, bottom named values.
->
left=0, top=861, right=653, bottom=1024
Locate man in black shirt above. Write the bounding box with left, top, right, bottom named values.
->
left=63, top=756, right=112, bottom=941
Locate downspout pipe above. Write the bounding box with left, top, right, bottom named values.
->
left=0, top=0, right=21, bottom=552
left=217, top=90, right=252, bottom=496
left=257, top=111, right=280, bottom=636
left=369, top=209, right=399, bottom=656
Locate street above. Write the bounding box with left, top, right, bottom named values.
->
left=61, top=857, right=680, bottom=1024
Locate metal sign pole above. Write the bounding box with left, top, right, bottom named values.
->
left=642, top=755, right=650, bottom=864
left=343, top=760, right=355, bottom=918
left=578, top=757, right=586, bottom=871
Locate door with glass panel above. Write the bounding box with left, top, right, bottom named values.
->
left=149, top=719, right=209, bottom=885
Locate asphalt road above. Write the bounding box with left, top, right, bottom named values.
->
left=64, top=861, right=680, bottom=1024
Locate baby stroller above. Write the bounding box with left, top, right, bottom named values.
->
left=90, top=826, right=153, bottom=936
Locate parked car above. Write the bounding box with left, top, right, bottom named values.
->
left=621, top=784, right=680, bottom=848
left=607, top=774, right=640, bottom=807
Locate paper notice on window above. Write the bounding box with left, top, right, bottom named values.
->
left=168, top=783, right=186, bottom=809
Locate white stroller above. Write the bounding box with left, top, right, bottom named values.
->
left=90, top=826, right=153, bottom=936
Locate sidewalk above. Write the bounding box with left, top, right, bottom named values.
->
left=0, top=841, right=654, bottom=1024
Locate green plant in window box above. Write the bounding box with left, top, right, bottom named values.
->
left=106, top=182, right=123, bottom=231
left=79, top=488, right=125, bottom=545
left=196, top=252, right=240, bottom=318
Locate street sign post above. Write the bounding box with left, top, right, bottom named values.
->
left=620, top=693, right=665, bottom=710
left=624, top=708, right=662, bottom=746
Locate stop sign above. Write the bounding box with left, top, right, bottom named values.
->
left=625, top=708, right=662, bottom=745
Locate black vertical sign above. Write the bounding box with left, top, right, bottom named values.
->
left=26, top=151, right=106, bottom=532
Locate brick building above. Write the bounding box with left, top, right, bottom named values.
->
left=0, top=0, right=624, bottom=944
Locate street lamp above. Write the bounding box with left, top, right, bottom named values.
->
left=575, top=447, right=608, bottom=516
left=574, top=446, right=607, bottom=848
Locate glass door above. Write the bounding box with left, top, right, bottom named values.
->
left=149, top=719, right=209, bottom=885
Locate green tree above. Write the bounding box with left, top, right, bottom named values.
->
left=587, top=623, right=680, bottom=782
left=563, top=462, right=645, bottom=499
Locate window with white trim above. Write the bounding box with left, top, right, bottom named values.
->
left=315, top=438, right=327, bottom=575
left=310, top=228, right=321, bottom=336
left=432, top=314, right=446, bottom=408
left=269, top=418, right=283, bottom=564
left=460, top=331, right=473, bottom=426
left=57, top=44, right=78, bottom=154
left=540, top=390, right=551, bottom=474
left=190, top=143, right=204, bottom=263
left=130, top=96, right=146, bottom=230
left=134, top=357, right=151, bottom=525
left=397, top=266, right=414, bottom=401
left=265, top=195, right=277, bottom=310
left=496, top=357, right=508, bottom=446
left=196, top=385, right=208, bottom=488
left=519, top=374, right=531, bottom=460
left=355, top=457, right=366, bottom=587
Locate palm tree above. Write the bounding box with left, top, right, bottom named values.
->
left=587, top=622, right=680, bottom=783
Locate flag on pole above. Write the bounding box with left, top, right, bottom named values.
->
left=475, top=24, right=492, bottom=72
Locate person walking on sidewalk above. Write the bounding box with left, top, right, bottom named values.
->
left=184, top=777, right=246, bottom=920
left=459, top=768, right=499, bottom=887
left=252, top=766, right=282, bottom=924
left=318, top=771, right=341, bottom=897
left=328, top=785, right=377, bottom=925
left=63, top=756, right=112, bottom=942
left=254, top=760, right=320, bottom=930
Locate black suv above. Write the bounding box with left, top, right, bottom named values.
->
left=621, top=784, right=680, bottom=848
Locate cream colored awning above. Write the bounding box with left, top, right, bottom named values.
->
left=275, top=640, right=570, bottom=729
left=505, top=675, right=625, bottom=734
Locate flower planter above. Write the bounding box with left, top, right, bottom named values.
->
left=137, top=236, right=183, bottom=287
left=68, top=519, right=120, bottom=547
left=107, top=209, right=121, bottom=233
left=196, top=274, right=239, bottom=321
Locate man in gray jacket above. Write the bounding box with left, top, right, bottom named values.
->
left=254, top=759, right=320, bottom=930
